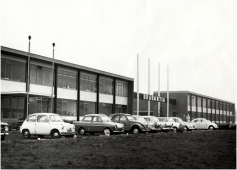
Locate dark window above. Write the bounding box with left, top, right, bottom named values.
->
left=116, top=81, right=128, bottom=97
left=57, top=99, right=77, bottom=117
left=80, top=73, right=97, bottom=92
left=1, top=58, right=26, bottom=82
left=80, top=101, right=96, bottom=116
left=30, top=65, right=52, bottom=86
left=99, top=77, right=113, bottom=95
left=115, top=104, right=127, bottom=113
left=57, top=69, right=77, bottom=89
left=99, top=103, right=112, bottom=116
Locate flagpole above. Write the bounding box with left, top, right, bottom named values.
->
left=158, top=62, right=160, bottom=116
left=137, top=54, right=139, bottom=116
left=51, top=43, right=55, bottom=112
left=148, top=58, right=150, bottom=116
left=167, top=66, right=169, bottom=118
left=26, top=36, right=31, bottom=117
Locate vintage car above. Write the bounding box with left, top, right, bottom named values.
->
left=191, top=118, right=219, bottom=130
left=73, top=114, right=124, bottom=135
left=1, top=122, right=9, bottom=141
left=133, top=115, right=161, bottom=132
left=20, top=113, right=75, bottom=138
left=109, top=113, right=150, bottom=134
left=157, top=117, right=184, bottom=132
left=169, top=117, right=196, bottom=131
left=142, top=116, right=172, bottom=132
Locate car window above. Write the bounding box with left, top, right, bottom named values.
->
left=112, top=115, right=119, bottom=122
left=120, top=116, right=127, bottom=121
left=49, top=115, right=64, bottom=122
left=37, top=115, right=49, bottom=123
left=27, top=115, right=37, bottom=122
left=92, top=116, right=102, bottom=122
left=201, top=119, right=206, bottom=123
left=173, top=118, right=179, bottom=123
left=83, top=116, right=92, bottom=122
left=144, top=118, right=149, bottom=122
left=193, top=119, right=199, bottom=123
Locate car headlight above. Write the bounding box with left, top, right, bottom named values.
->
left=4, top=126, right=9, bottom=131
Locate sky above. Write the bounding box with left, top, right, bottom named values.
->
left=1, top=0, right=236, bottom=104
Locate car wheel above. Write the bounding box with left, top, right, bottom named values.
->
left=208, top=126, right=214, bottom=131
left=22, top=129, right=31, bottom=139
left=132, top=127, right=140, bottom=134
left=79, top=128, right=86, bottom=135
left=104, top=128, right=111, bottom=136
left=51, top=130, right=61, bottom=139
left=173, top=127, right=177, bottom=133
left=1, top=135, right=6, bottom=141
left=38, top=135, right=44, bottom=138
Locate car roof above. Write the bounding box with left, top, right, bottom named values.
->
left=84, top=114, right=108, bottom=117
left=142, top=116, right=156, bottom=118
left=29, top=113, right=58, bottom=116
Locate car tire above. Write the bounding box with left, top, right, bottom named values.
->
left=22, top=129, right=31, bottom=139
left=51, top=130, right=61, bottom=139
left=208, top=126, right=214, bottom=131
left=104, top=128, right=111, bottom=136
left=38, top=135, right=44, bottom=138
left=1, top=135, right=6, bottom=141
left=132, top=127, right=140, bottom=134
left=79, top=128, right=86, bottom=135
left=173, top=127, right=177, bottom=133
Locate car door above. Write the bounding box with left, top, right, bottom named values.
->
left=193, top=119, right=201, bottom=129
left=82, top=116, right=93, bottom=132
left=199, top=119, right=208, bottom=129
left=90, top=116, right=104, bottom=132
left=25, top=115, right=37, bottom=134
left=119, top=115, right=130, bottom=131
left=35, top=115, right=51, bottom=135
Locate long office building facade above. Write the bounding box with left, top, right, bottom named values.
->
left=153, top=91, right=235, bottom=124
left=1, top=46, right=134, bottom=123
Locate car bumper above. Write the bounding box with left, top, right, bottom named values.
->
left=1, top=132, right=9, bottom=136
left=141, top=127, right=150, bottom=132
left=161, top=127, right=173, bottom=131
left=61, top=131, right=76, bottom=136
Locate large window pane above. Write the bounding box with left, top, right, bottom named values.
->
left=36, top=98, right=42, bottom=112
left=58, top=69, right=77, bottom=90
left=99, top=103, right=112, bottom=116
left=11, top=98, right=18, bottom=119
left=197, top=97, right=201, bottom=107
left=29, top=97, right=36, bottom=114
left=67, top=100, right=76, bottom=117
left=203, top=98, right=206, bottom=108
left=80, top=101, right=96, bottom=116
left=6, top=60, right=12, bottom=79
left=42, top=68, right=52, bottom=86
left=42, top=98, right=52, bottom=112
left=191, top=96, right=196, bottom=106
left=37, top=66, right=43, bottom=85
left=12, top=61, right=25, bottom=82
left=57, top=70, right=63, bottom=88
left=2, top=97, right=10, bottom=119
left=1, top=58, right=6, bottom=79
left=30, top=65, right=37, bottom=84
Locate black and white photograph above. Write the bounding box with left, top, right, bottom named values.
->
left=1, top=0, right=236, bottom=169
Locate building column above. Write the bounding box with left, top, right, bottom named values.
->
left=53, top=64, right=58, bottom=113
left=127, top=81, right=134, bottom=115
left=96, top=74, right=100, bottom=114
left=112, top=78, right=116, bottom=113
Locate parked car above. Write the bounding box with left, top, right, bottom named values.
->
left=20, top=113, right=75, bottom=138
left=158, top=117, right=184, bottom=132
left=1, top=122, right=9, bottom=141
left=73, top=114, right=124, bottom=136
left=109, top=113, right=150, bottom=134
left=133, top=115, right=161, bottom=132
left=191, top=118, right=219, bottom=130
left=169, top=117, right=196, bottom=131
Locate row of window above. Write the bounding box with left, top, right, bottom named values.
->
left=188, top=95, right=233, bottom=111
left=1, top=97, right=127, bottom=120
left=1, top=58, right=128, bottom=97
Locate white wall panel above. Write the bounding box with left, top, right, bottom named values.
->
left=197, top=107, right=202, bottom=112
left=99, top=94, right=113, bottom=104
left=116, top=96, right=127, bottom=105
left=57, top=88, right=77, bottom=100
left=80, top=91, right=96, bottom=102
left=188, top=106, right=190, bottom=111
left=30, top=84, right=53, bottom=96
left=1, top=80, right=26, bottom=92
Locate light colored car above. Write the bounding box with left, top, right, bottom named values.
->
left=191, top=118, right=218, bottom=130
left=142, top=116, right=163, bottom=131
left=158, top=117, right=185, bottom=132
left=1, top=122, right=9, bottom=141
left=169, top=117, right=196, bottom=131
left=133, top=115, right=160, bottom=132
left=20, top=113, right=75, bottom=138
left=156, top=117, right=173, bottom=131
left=73, top=114, right=124, bottom=135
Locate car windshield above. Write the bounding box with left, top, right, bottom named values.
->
left=49, top=115, right=64, bottom=122
left=134, top=117, right=147, bottom=123
left=100, top=116, right=112, bottom=122
left=150, top=117, right=159, bottom=122
left=126, top=115, right=134, bottom=121
left=176, top=118, right=183, bottom=122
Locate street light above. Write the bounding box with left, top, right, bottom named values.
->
left=51, top=43, right=55, bottom=112
left=26, top=36, right=31, bottom=116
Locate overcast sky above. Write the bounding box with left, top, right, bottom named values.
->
left=1, top=0, right=236, bottom=104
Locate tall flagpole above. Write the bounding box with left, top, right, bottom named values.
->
left=148, top=58, right=150, bottom=116
left=167, top=66, right=169, bottom=118
left=158, top=62, right=160, bottom=116
left=26, top=36, right=31, bottom=117
left=51, top=43, right=55, bottom=112
left=137, top=54, right=139, bottom=116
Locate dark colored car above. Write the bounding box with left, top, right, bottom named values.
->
left=74, top=114, right=124, bottom=136
left=109, top=113, right=150, bottom=134
left=1, top=122, right=9, bottom=141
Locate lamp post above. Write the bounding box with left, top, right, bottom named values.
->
left=26, top=36, right=31, bottom=117
left=51, top=43, right=55, bottom=112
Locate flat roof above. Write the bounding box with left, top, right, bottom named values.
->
left=1, top=46, right=133, bottom=81
left=153, top=90, right=235, bottom=104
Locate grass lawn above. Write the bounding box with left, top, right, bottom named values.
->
left=1, top=130, right=236, bottom=169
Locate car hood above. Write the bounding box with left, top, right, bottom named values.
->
left=182, top=122, right=194, bottom=126
left=130, top=120, right=148, bottom=126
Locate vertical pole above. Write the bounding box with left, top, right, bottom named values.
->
left=51, top=43, right=55, bottom=112
left=158, top=62, right=160, bottom=117
left=137, top=54, right=139, bottom=116
left=148, top=58, right=150, bottom=116
left=167, top=66, right=169, bottom=118
left=26, top=36, right=31, bottom=117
